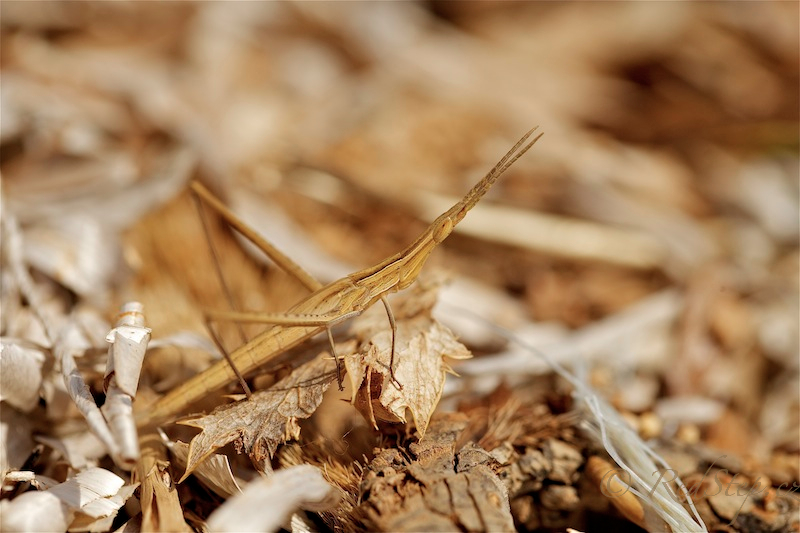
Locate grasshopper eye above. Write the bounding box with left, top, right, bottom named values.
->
left=432, top=217, right=454, bottom=244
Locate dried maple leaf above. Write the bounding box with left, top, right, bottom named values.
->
left=179, top=355, right=337, bottom=480
left=345, top=278, right=471, bottom=436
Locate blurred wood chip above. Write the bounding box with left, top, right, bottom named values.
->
left=206, top=465, right=340, bottom=533
left=358, top=413, right=515, bottom=532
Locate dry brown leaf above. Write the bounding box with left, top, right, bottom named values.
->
left=179, top=355, right=337, bottom=481
left=345, top=279, right=471, bottom=436
left=163, top=436, right=242, bottom=499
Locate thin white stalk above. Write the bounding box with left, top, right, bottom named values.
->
left=446, top=306, right=707, bottom=532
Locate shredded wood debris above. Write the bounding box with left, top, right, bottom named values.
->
left=134, top=434, right=191, bottom=533
left=0, top=343, right=45, bottom=413
left=0, top=467, right=135, bottom=533
left=1, top=3, right=797, bottom=532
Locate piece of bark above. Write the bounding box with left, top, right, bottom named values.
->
left=672, top=448, right=800, bottom=533
left=540, top=484, right=581, bottom=511
left=358, top=413, right=515, bottom=532
left=542, top=438, right=584, bottom=485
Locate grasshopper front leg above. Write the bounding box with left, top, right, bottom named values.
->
left=193, top=181, right=403, bottom=392
left=192, top=182, right=353, bottom=389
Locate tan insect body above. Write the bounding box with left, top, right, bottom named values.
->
left=136, top=128, right=542, bottom=427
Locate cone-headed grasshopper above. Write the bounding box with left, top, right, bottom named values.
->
left=136, top=128, right=542, bottom=427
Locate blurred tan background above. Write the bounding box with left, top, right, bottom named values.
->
left=2, top=0, right=798, bottom=494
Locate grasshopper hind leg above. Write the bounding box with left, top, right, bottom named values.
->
left=381, top=296, right=402, bottom=390
left=204, top=317, right=253, bottom=399
left=326, top=327, right=345, bottom=391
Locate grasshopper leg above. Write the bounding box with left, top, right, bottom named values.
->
left=206, top=308, right=361, bottom=392
left=204, top=309, right=360, bottom=326
left=191, top=181, right=327, bottom=395
left=204, top=317, right=252, bottom=399
left=381, top=296, right=402, bottom=390
left=326, top=328, right=346, bottom=391
left=190, top=182, right=322, bottom=292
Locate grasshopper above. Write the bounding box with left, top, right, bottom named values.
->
left=136, top=127, right=542, bottom=427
